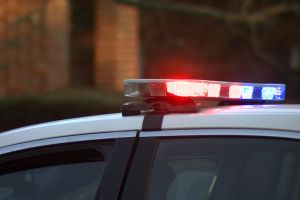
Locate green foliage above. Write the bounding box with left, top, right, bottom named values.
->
left=0, top=89, right=123, bottom=132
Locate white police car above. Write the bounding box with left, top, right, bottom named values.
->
left=0, top=79, right=300, bottom=200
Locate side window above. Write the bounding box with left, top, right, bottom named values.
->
left=0, top=141, right=114, bottom=200
left=146, top=137, right=300, bottom=200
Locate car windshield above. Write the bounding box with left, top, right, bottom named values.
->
left=147, top=137, right=300, bottom=200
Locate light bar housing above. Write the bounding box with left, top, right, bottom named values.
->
left=124, top=79, right=286, bottom=101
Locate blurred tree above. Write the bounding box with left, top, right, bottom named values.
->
left=70, top=0, right=95, bottom=87
left=118, top=0, right=300, bottom=99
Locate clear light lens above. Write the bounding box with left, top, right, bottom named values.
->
left=124, top=79, right=286, bottom=101
left=242, top=86, right=254, bottom=99
left=166, top=81, right=208, bottom=97
left=229, top=85, right=243, bottom=99
left=261, top=87, right=284, bottom=100
left=207, top=84, right=221, bottom=97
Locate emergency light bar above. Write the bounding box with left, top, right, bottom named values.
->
left=124, top=79, right=286, bottom=101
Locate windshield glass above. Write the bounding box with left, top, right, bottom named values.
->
left=147, top=137, right=300, bottom=200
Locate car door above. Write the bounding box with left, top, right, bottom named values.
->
left=121, top=129, right=300, bottom=200
left=0, top=131, right=137, bottom=200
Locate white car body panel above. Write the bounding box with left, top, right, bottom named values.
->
left=0, top=113, right=144, bottom=148
left=1, top=104, right=300, bottom=149
left=163, top=105, right=300, bottom=132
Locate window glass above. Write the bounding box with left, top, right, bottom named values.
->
left=0, top=142, right=113, bottom=200
left=147, top=137, right=300, bottom=200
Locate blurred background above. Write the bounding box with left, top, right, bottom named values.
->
left=0, top=0, right=299, bottom=131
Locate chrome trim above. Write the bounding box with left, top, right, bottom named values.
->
left=140, top=129, right=300, bottom=139
left=0, top=131, right=136, bottom=155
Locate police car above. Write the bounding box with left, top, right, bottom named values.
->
left=0, top=79, right=300, bottom=200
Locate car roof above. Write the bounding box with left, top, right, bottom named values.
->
left=162, top=104, right=300, bottom=131
left=0, top=114, right=144, bottom=148
left=1, top=104, right=300, bottom=148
